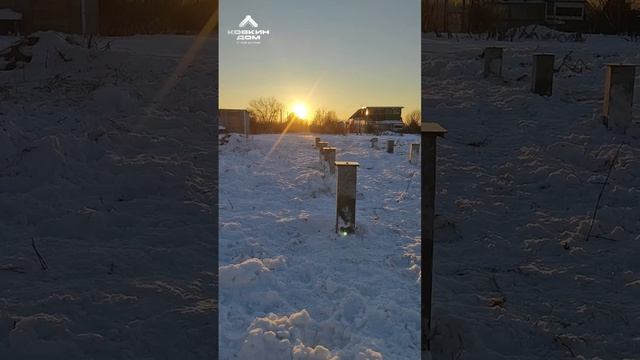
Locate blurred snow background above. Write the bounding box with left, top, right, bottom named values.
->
left=423, top=29, right=640, bottom=359
left=0, top=32, right=218, bottom=359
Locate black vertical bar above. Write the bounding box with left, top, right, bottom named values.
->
left=421, top=133, right=436, bottom=353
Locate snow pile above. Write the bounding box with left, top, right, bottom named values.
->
left=0, top=35, right=35, bottom=70
left=220, top=256, right=285, bottom=288
left=503, top=25, right=585, bottom=42
left=11, top=31, right=109, bottom=78
left=0, top=35, right=19, bottom=50
left=239, top=310, right=339, bottom=360
left=220, top=134, right=420, bottom=359
left=238, top=309, right=387, bottom=360
left=427, top=25, right=587, bottom=43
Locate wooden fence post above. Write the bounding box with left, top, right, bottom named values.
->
left=421, top=122, right=447, bottom=353
left=323, top=147, right=336, bottom=175
left=603, top=64, right=636, bottom=134
left=409, top=143, right=420, bottom=165
left=531, top=53, right=555, bottom=96
left=318, top=142, right=329, bottom=161
left=484, top=47, right=503, bottom=78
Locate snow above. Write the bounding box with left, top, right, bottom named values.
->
left=0, top=35, right=19, bottom=69
left=0, top=35, right=18, bottom=50
left=1, top=26, right=640, bottom=359
left=423, top=33, right=640, bottom=358
left=1, top=32, right=217, bottom=359
left=219, top=134, right=421, bottom=359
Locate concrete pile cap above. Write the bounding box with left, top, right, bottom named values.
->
left=421, top=123, right=448, bottom=136
left=335, top=161, right=359, bottom=166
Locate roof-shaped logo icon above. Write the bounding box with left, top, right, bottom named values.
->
left=239, top=15, right=258, bottom=28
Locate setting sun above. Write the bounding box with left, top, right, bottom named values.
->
left=291, top=103, right=309, bottom=120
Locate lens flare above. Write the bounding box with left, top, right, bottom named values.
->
left=292, top=103, right=308, bottom=119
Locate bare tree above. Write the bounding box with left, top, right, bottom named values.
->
left=404, top=110, right=421, bottom=133
left=312, top=108, right=338, bottom=126
left=590, top=0, right=639, bottom=34
left=248, top=97, right=284, bottom=123
left=405, top=110, right=421, bottom=125
left=312, top=108, right=328, bottom=125
left=310, top=108, right=342, bottom=134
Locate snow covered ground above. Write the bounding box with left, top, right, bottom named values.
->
left=423, top=31, right=640, bottom=359
left=219, top=134, right=421, bottom=359
left=2, top=27, right=640, bottom=360
left=1, top=32, right=218, bottom=359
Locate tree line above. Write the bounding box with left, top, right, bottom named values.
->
left=588, top=0, right=640, bottom=34
left=245, top=96, right=421, bottom=134
left=422, top=0, right=640, bottom=35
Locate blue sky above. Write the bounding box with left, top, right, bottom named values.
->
left=219, top=0, right=420, bottom=120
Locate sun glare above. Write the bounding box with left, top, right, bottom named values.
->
left=292, top=103, right=309, bottom=120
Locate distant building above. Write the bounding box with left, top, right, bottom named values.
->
left=348, top=106, right=404, bottom=133
left=219, top=109, right=251, bottom=135
left=545, top=0, right=586, bottom=22
left=0, top=0, right=99, bottom=35
left=424, top=0, right=587, bottom=33
left=495, top=0, right=586, bottom=29
left=0, top=8, right=21, bottom=34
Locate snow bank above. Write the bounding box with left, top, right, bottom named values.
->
left=238, top=309, right=385, bottom=360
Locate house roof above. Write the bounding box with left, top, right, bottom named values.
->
left=0, top=8, right=22, bottom=21
left=349, top=106, right=404, bottom=120
left=219, top=108, right=249, bottom=113
left=360, top=106, right=403, bottom=109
